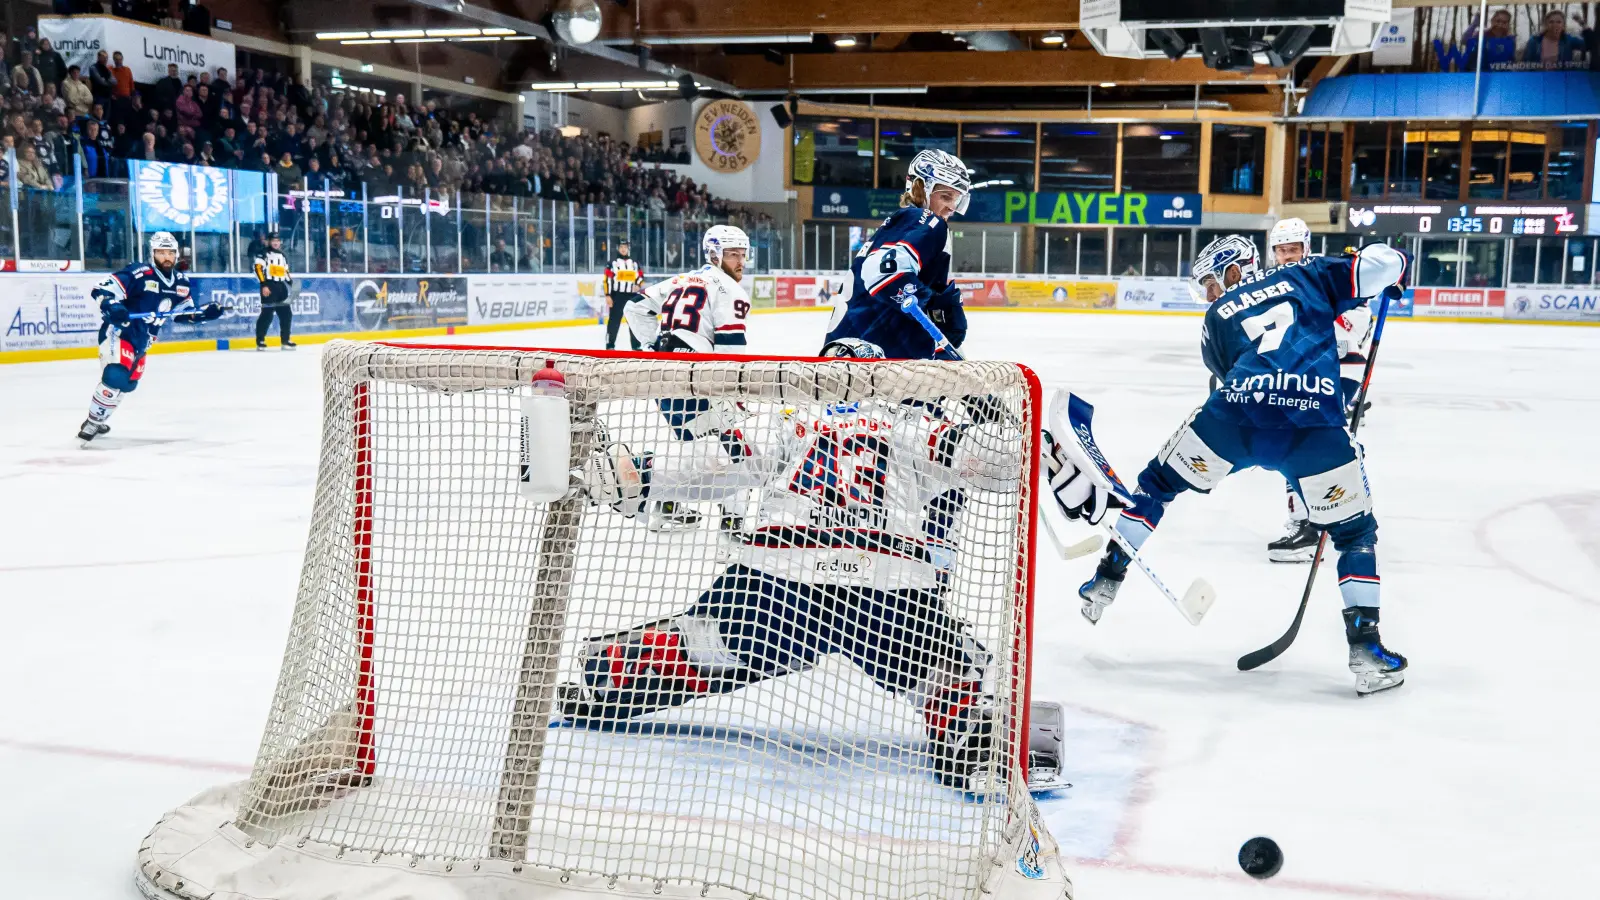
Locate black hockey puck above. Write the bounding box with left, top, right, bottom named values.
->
left=1238, top=836, right=1283, bottom=879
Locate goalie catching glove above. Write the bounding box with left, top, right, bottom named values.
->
left=1042, top=428, right=1129, bottom=526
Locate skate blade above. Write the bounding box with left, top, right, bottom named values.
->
left=1356, top=670, right=1406, bottom=695
left=1079, top=601, right=1105, bottom=625
left=1268, top=548, right=1317, bottom=563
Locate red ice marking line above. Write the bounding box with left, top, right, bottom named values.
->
left=1069, top=855, right=1484, bottom=900
left=0, top=549, right=295, bottom=573
left=1474, top=493, right=1600, bottom=608
left=0, top=736, right=252, bottom=775
left=1059, top=700, right=1162, bottom=860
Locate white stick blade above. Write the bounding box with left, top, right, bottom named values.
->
left=1179, top=579, right=1217, bottom=625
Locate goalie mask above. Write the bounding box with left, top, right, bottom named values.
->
left=820, top=338, right=886, bottom=359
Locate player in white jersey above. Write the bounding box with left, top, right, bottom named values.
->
left=567, top=337, right=1115, bottom=790
left=625, top=224, right=750, bottom=352
left=622, top=225, right=754, bottom=532
left=1262, top=218, right=1379, bottom=562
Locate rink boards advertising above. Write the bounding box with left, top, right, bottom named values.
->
left=10, top=268, right=1596, bottom=359
left=0, top=273, right=604, bottom=353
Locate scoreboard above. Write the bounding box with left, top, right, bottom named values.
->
left=1346, top=203, right=1584, bottom=237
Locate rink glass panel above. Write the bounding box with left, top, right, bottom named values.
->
left=233, top=342, right=1042, bottom=900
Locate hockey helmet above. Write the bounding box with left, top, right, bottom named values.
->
left=819, top=338, right=886, bottom=359
left=149, top=231, right=180, bottom=254
left=906, top=149, right=972, bottom=216
left=702, top=225, right=749, bottom=267
left=1191, top=234, right=1260, bottom=302
left=1268, top=217, right=1312, bottom=260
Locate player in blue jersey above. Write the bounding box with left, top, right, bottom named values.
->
left=77, top=232, right=223, bottom=443
left=824, top=149, right=970, bottom=360
left=1079, top=234, right=1410, bottom=694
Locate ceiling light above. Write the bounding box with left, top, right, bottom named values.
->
left=1099, top=82, right=1117, bottom=87
left=1040, top=31, right=1065, bottom=45
left=573, top=81, right=623, bottom=90
left=528, top=82, right=578, bottom=90
left=502, top=35, right=540, bottom=40
left=369, top=29, right=427, bottom=38
left=316, top=31, right=369, bottom=40
left=359, top=64, right=373, bottom=72
left=1159, top=134, right=1173, bottom=141
left=482, top=27, right=516, bottom=35
left=455, top=36, right=502, bottom=42
left=426, top=28, right=481, bottom=37
left=551, top=0, right=604, bottom=45
left=833, top=35, right=858, bottom=48
left=342, top=39, right=392, bottom=45
left=392, top=37, right=445, bottom=43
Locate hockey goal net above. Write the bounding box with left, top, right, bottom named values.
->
left=136, top=340, right=1071, bottom=900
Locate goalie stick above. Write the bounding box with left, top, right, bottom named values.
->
left=1048, top=391, right=1217, bottom=626
left=1237, top=289, right=1394, bottom=672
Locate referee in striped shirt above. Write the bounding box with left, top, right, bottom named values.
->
left=603, top=240, right=644, bottom=350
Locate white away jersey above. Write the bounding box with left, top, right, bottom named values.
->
left=641, top=402, right=1019, bottom=592
left=627, top=264, right=750, bottom=349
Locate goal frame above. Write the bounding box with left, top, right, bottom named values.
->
left=135, top=340, right=1068, bottom=900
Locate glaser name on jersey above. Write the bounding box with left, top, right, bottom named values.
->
left=1213, top=259, right=1315, bottom=320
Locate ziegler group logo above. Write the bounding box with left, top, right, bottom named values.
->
left=135, top=162, right=229, bottom=230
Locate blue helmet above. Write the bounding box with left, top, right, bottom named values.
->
left=1191, top=234, right=1261, bottom=302
left=906, top=149, right=972, bottom=216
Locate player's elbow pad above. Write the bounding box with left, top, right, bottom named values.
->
left=1354, top=244, right=1406, bottom=299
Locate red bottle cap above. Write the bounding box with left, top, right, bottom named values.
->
left=531, top=360, right=566, bottom=388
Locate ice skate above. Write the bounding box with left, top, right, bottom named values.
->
left=282, top=340, right=298, bottom=350
left=76, top=419, right=110, bottom=443
left=1078, top=543, right=1130, bottom=624
left=923, top=681, right=997, bottom=792
left=1344, top=607, right=1407, bottom=695
left=1268, top=518, right=1320, bottom=563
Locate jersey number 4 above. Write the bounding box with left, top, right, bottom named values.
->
left=1241, top=302, right=1295, bottom=354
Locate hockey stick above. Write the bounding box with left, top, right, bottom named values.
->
left=1048, top=391, right=1217, bottom=626
left=895, top=287, right=964, bottom=361
left=1039, top=503, right=1103, bottom=560
left=1237, top=290, right=1393, bottom=672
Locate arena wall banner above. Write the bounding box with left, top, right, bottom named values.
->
left=1408, top=287, right=1505, bottom=318
left=38, top=15, right=236, bottom=84
left=348, top=276, right=469, bottom=330
left=0, top=274, right=105, bottom=352
left=1115, top=278, right=1207, bottom=312
left=1504, top=287, right=1600, bottom=321
left=750, top=275, right=777, bottom=309
left=184, top=276, right=357, bottom=341
left=772, top=271, right=853, bottom=308
left=466, top=274, right=604, bottom=327
left=1003, top=278, right=1117, bottom=310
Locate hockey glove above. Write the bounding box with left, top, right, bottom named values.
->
left=1042, top=428, right=1129, bottom=526
left=105, top=302, right=131, bottom=326
left=925, top=284, right=968, bottom=349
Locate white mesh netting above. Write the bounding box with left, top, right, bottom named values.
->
left=135, top=340, right=1071, bottom=900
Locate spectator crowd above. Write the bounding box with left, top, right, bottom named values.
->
left=0, top=19, right=767, bottom=233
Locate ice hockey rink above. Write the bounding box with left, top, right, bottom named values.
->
left=2, top=308, right=1597, bottom=900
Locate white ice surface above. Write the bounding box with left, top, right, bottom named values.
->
left=3, top=310, right=1599, bottom=899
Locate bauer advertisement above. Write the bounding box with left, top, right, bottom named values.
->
left=467, top=274, right=604, bottom=327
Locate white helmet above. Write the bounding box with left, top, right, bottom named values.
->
left=702, top=225, right=749, bottom=267
left=820, top=338, right=885, bottom=359
left=149, top=231, right=180, bottom=254
left=906, top=149, right=972, bottom=215
left=1268, top=217, right=1312, bottom=257
left=1191, top=234, right=1261, bottom=302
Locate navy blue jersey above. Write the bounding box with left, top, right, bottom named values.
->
left=93, top=261, right=193, bottom=352
left=1201, top=254, right=1377, bottom=430
left=825, top=206, right=957, bottom=360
